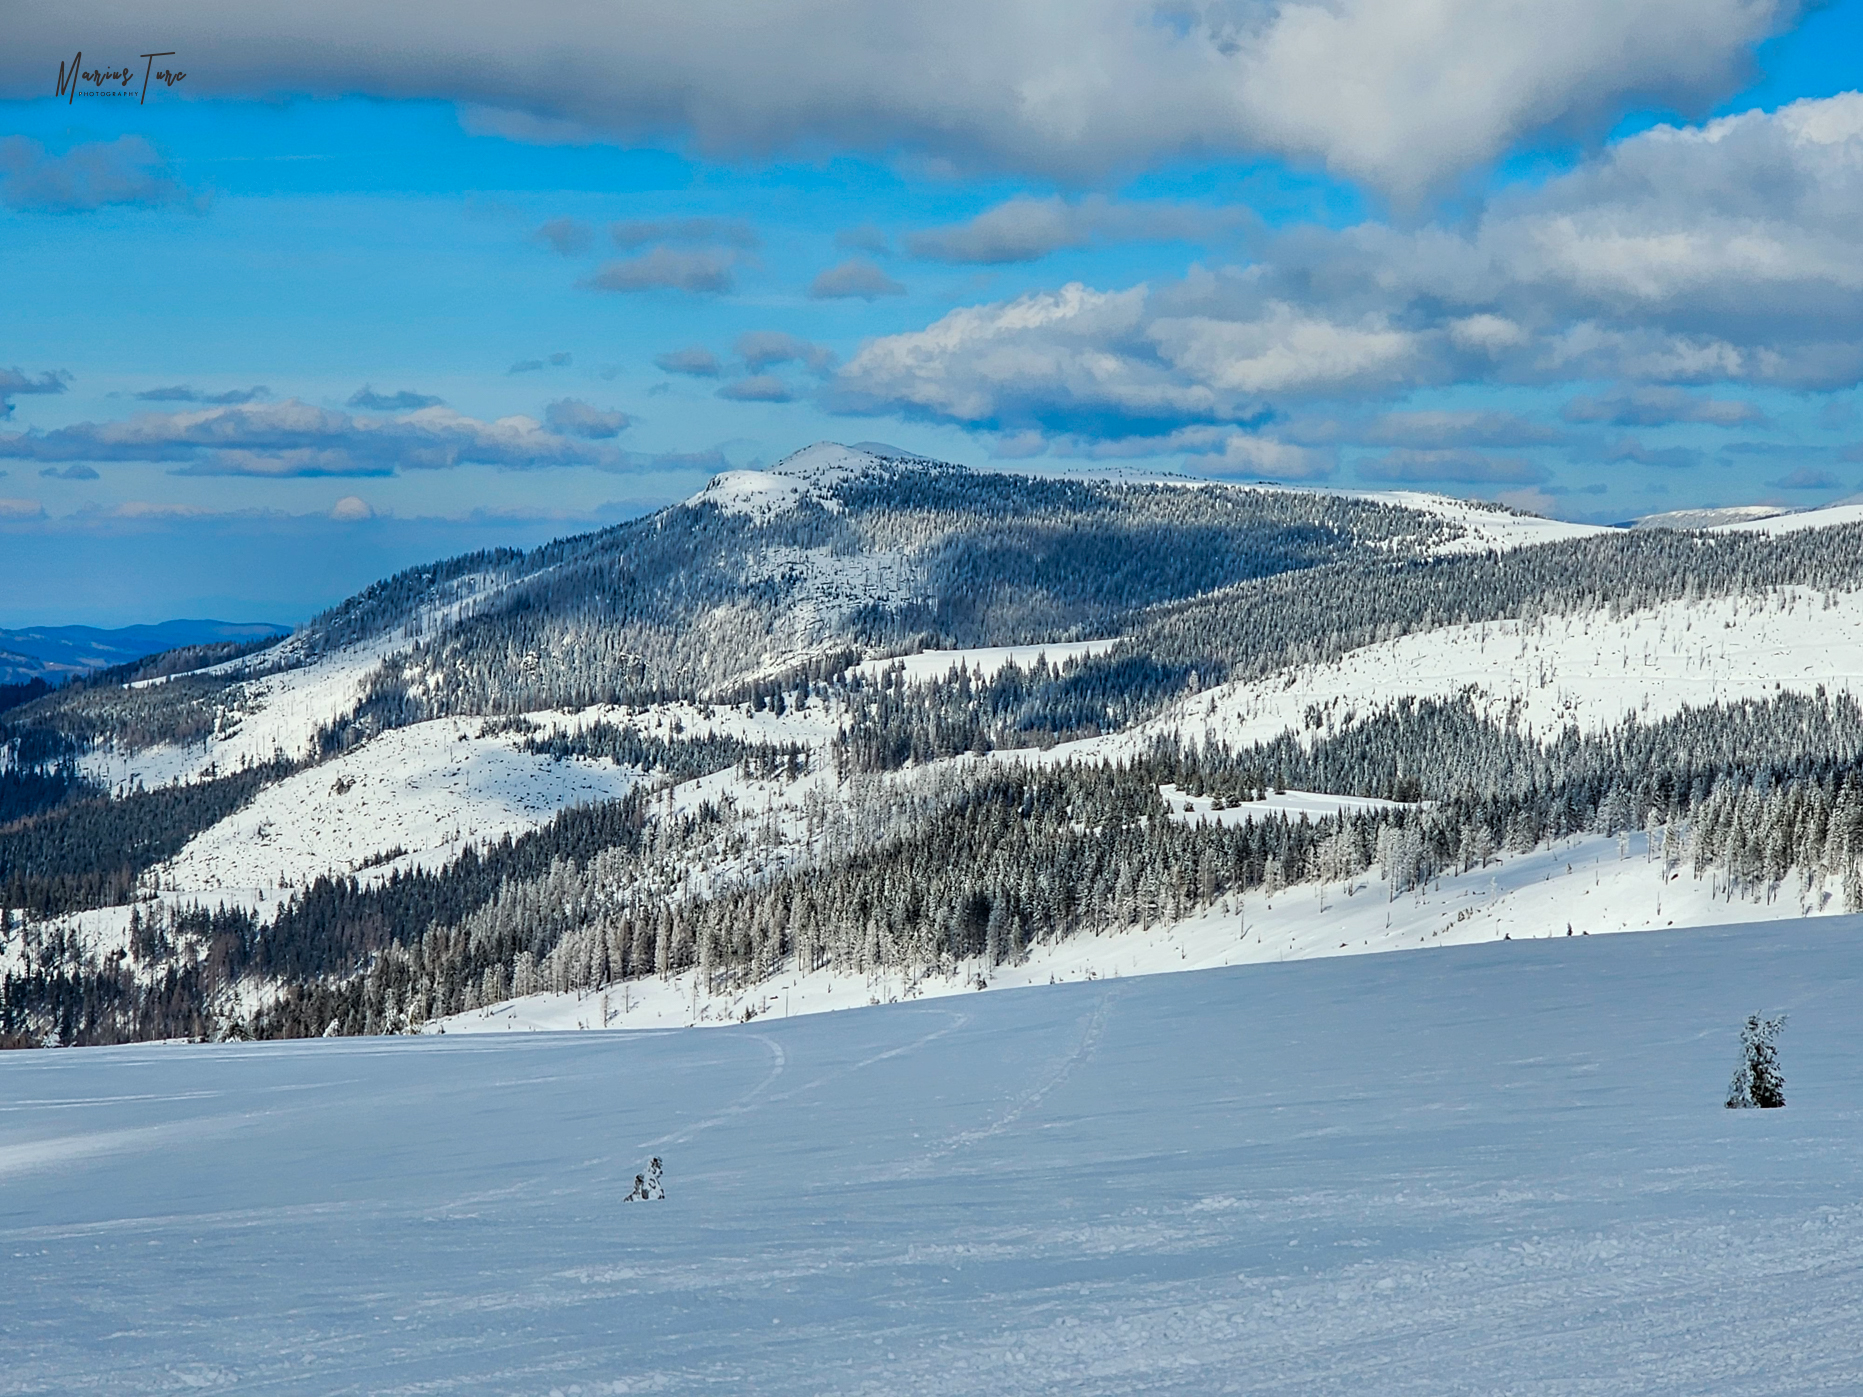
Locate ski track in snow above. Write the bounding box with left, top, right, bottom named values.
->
left=7, top=919, right=1862, bottom=1395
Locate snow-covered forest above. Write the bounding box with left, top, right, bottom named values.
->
left=4, top=442, right=1863, bottom=1046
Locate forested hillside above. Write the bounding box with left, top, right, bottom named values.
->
left=4, top=442, right=1862, bottom=1046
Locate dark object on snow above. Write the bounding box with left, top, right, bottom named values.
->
left=1726, top=1014, right=1787, bottom=1109
left=626, top=1156, right=666, bottom=1201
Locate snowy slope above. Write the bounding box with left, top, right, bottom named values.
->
left=1351, top=488, right=1612, bottom=554
left=8, top=919, right=1861, bottom=1395
left=155, top=717, right=643, bottom=904
left=1206, top=481, right=1612, bottom=554
left=139, top=697, right=845, bottom=913
left=684, top=442, right=883, bottom=517
left=437, top=819, right=1839, bottom=1034
left=81, top=639, right=396, bottom=793
left=1713, top=499, right=1863, bottom=537
left=1095, top=585, right=1863, bottom=756
left=78, top=564, right=525, bottom=792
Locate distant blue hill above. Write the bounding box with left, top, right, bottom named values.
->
left=0, top=620, right=290, bottom=688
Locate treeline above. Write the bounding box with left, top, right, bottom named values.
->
left=229, top=745, right=1863, bottom=1041
left=0, top=677, right=52, bottom=714
left=8, top=693, right=1863, bottom=1045
left=514, top=719, right=812, bottom=784
left=0, top=764, right=282, bottom=917
left=1134, top=525, right=1863, bottom=684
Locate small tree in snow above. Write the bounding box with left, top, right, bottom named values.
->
left=625, top=1156, right=666, bottom=1200
left=1725, top=1014, right=1787, bottom=1109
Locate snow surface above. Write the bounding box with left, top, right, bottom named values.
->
left=685, top=443, right=880, bottom=518
left=687, top=468, right=810, bottom=518
left=8, top=919, right=1861, bottom=1394
left=155, top=717, right=643, bottom=906
left=1085, top=585, right=1863, bottom=757
left=137, top=698, right=845, bottom=916
left=1349, top=489, right=1611, bottom=554
left=1712, top=499, right=1863, bottom=537
left=82, top=636, right=403, bottom=793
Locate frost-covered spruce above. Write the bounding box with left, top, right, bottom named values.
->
left=1726, top=1013, right=1787, bottom=1109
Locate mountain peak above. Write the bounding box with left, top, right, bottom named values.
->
left=686, top=441, right=961, bottom=518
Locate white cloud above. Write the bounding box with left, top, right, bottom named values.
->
left=0, top=136, right=196, bottom=213
left=0, top=367, right=70, bottom=418
left=809, top=259, right=906, bottom=299
left=1357, top=449, right=1549, bottom=484
left=1448, top=315, right=1528, bottom=354
left=0, top=400, right=631, bottom=476
left=831, top=94, right=1863, bottom=450
left=543, top=399, right=631, bottom=439
left=832, top=283, right=1224, bottom=431
left=582, top=249, right=738, bottom=295
left=347, top=386, right=442, bottom=411
left=735, top=332, right=836, bottom=374
left=0, top=1, right=1805, bottom=194
left=655, top=346, right=722, bottom=377
left=1201, top=435, right=1336, bottom=481
left=907, top=195, right=1242, bottom=264
left=1353, top=411, right=1565, bottom=449
left=1562, top=387, right=1767, bottom=427
left=1149, top=305, right=1421, bottom=395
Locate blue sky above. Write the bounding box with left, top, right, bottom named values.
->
left=3, top=0, right=1863, bottom=625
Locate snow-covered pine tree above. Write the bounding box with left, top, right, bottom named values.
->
left=1726, top=1013, right=1787, bottom=1109
left=625, top=1158, right=665, bottom=1201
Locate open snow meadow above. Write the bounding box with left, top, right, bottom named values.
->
left=6, top=918, right=1862, bottom=1396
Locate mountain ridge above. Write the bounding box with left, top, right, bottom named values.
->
left=6, top=442, right=1863, bottom=1047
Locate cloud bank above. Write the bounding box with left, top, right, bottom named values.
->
left=830, top=95, right=1863, bottom=469
left=0, top=1, right=1803, bottom=194
left=0, top=400, right=631, bottom=476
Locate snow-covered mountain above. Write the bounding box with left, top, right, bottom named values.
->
left=5, top=442, right=1863, bottom=1046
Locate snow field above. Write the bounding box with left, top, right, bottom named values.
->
left=1714, top=498, right=1863, bottom=536
left=8, top=918, right=1861, bottom=1394
left=135, top=696, right=844, bottom=917
left=1353, top=488, right=1612, bottom=554
left=81, top=636, right=403, bottom=793
left=153, top=717, right=644, bottom=909
left=1104, top=584, right=1863, bottom=758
